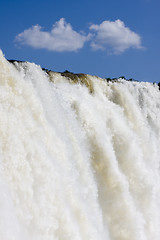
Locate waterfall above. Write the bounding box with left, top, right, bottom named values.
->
left=0, top=50, right=160, bottom=240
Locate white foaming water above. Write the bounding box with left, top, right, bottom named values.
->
left=0, top=50, right=160, bottom=240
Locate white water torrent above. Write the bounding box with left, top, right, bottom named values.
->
left=0, top=50, right=160, bottom=240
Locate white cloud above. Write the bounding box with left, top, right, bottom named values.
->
left=89, top=19, right=143, bottom=54
left=15, top=18, right=144, bottom=55
left=15, top=18, right=90, bottom=52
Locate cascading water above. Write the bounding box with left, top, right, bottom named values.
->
left=0, top=50, right=160, bottom=240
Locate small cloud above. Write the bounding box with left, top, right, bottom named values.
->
left=89, top=19, right=143, bottom=54
left=15, top=18, right=90, bottom=52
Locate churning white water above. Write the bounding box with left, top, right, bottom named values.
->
left=0, top=50, right=160, bottom=240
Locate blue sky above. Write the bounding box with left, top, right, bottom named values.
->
left=0, top=0, right=160, bottom=83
